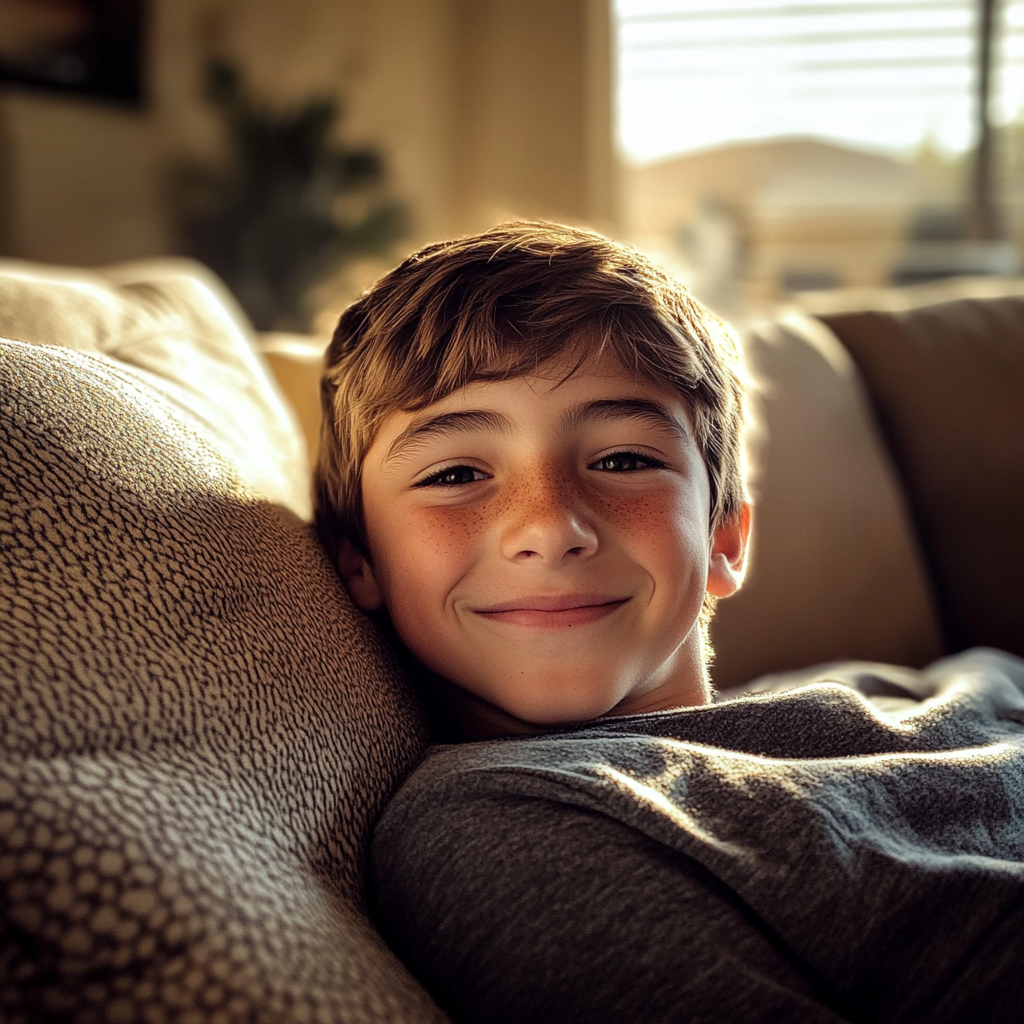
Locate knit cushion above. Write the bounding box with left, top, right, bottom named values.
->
left=0, top=264, right=445, bottom=1022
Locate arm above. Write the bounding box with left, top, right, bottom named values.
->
left=372, top=790, right=850, bottom=1024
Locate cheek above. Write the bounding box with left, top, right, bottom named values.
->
left=372, top=503, right=489, bottom=604
left=590, top=486, right=708, bottom=566
left=372, top=505, right=496, bottom=670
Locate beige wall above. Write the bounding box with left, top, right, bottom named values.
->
left=0, top=93, right=166, bottom=265
left=0, top=0, right=617, bottom=270
left=451, top=0, right=617, bottom=233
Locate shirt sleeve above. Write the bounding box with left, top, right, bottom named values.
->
left=371, top=787, right=851, bottom=1024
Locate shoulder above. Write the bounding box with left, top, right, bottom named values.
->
left=369, top=734, right=838, bottom=1024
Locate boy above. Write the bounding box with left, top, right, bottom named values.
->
left=316, top=223, right=1024, bottom=1023
left=316, top=221, right=749, bottom=739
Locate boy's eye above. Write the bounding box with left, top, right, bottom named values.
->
left=591, top=450, right=667, bottom=473
left=416, top=464, right=490, bottom=487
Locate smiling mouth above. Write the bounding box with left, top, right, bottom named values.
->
left=475, top=595, right=630, bottom=629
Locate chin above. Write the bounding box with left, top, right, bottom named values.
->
left=500, top=688, right=621, bottom=729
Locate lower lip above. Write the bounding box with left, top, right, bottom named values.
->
left=476, top=600, right=629, bottom=629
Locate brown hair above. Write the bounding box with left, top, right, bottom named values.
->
left=315, top=222, right=747, bottom=639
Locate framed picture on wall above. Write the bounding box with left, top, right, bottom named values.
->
left=0, top=0, right=145, bottom=105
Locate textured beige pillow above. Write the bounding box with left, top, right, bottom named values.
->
left=0, top=263, right=446, bottom=1022
left=710, top=313, right=944, bottom=691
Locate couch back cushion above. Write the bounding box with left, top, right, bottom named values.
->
left=0, top=257, right=313, bottom=520
left=0, top=262, right=445, bottom=1021
left=820, top=292, right=1024, bottom=657
left=710, top=314, right=944, bottom=689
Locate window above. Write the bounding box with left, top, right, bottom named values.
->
left=617, top=1, right=1023, bottom=306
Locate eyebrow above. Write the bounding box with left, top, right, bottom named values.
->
left=560, top=398, right=690, bottom=442
left=385, top=409, right=515, bottom=464
left=383, top=397, right=690, bottom=466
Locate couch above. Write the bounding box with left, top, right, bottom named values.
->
left=1, top=257, right=1022, bottom=1021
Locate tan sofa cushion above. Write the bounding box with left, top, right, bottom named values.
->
left=257, top=331, right=328, bottom=465
left=818, top=290, right=1024, bottom=658
left=0, top=261, right=445, bottom=1021
left=710, top=314, right=944, bottom=690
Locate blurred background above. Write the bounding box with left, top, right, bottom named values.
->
left=0, top=0, right=1018, bottom=329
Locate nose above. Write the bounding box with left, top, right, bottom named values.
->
left=498, top=464, right=599, bottom=563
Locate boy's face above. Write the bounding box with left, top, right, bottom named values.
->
left=339, top=349, right=749, bottom=729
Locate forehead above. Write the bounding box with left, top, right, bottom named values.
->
left=402, top=349, right=687, bottom=423
left=364, top=349, right=696, bottom=468
left=421, top=348, right=685, bottom=416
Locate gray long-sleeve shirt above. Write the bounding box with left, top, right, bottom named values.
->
left=372, top=649, right=1024, bottom=1023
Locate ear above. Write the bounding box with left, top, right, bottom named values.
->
left=706, top=503, right=751, bottom=599
left=335, top=538, right=385, bottom=612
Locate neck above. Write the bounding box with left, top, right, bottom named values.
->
left=424, top=675, right=563, bottom=741
left=421, top=673, right=712, bottom=743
